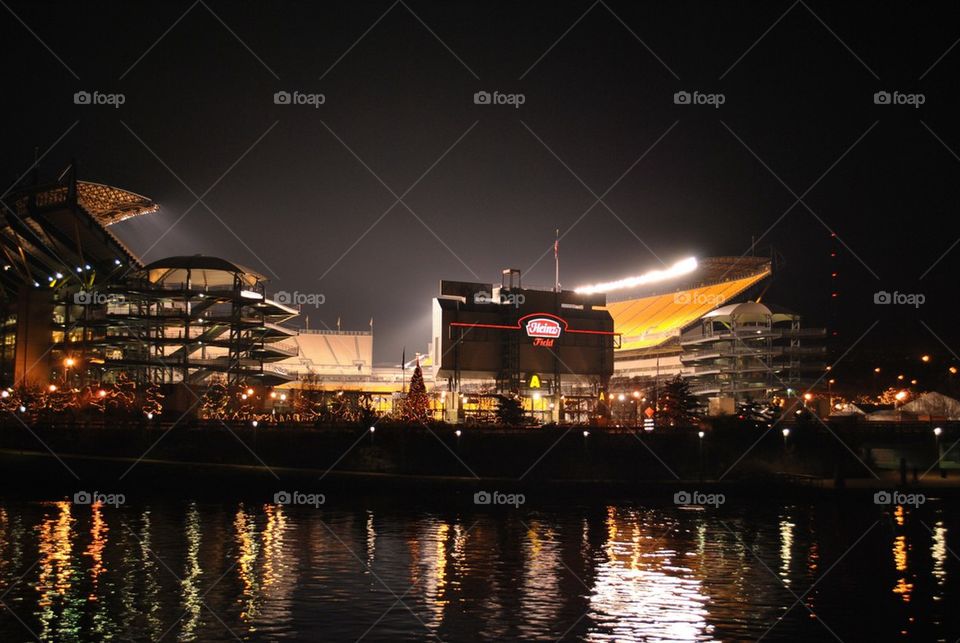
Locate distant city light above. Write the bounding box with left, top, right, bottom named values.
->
left=573, top=257, right=698, bottom=295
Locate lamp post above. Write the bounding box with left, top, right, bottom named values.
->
left=698, top=430, right=705, bottom=481
left=894, top=390, right=908, bottom=421
left=934, top=426, right=943, bottom=477
left=63, top=357, right=76, bottom=387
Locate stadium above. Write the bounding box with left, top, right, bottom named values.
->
left=581, top=256, right=826, bottom=407
left=0, top=166, right=823, bottom=421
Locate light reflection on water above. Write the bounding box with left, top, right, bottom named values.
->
left=0, top=499, right=957, bottom=641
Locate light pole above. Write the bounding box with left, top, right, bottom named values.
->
left=934, top=426, right=943, bottom=477
left=698, top=430, right=705, bottom=481
left=63, top=356, right=76, bottom=387
left=894, top=390, right=908, bottom=421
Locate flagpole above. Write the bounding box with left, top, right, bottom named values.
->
left=554, top=228, right=560, bottom=293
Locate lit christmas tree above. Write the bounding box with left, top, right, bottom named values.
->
left=403, top=360, right=430, bottom=423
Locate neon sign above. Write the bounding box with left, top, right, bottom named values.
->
left=525, top=317, right=563, bottom=339
left=449, top=312, right=616, bottom=348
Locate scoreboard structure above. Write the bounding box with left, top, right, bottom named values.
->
left=430, top=269, right=618, bottom=421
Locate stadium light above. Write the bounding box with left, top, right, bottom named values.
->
left=573, top=257, right=698, bottom=295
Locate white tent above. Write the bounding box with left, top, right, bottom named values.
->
left=830, top=402, right=866, bottom=417
left=900, top=391, right=960, bottom=420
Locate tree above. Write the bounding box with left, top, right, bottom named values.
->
left=200, top=380, right=230, bottom=419
left=402, top=361, right=430, bottom=423
left=495, top=393, right=524, bottom=426
left=141, top=382, right=164, bottom=417
left=657, top=375, right=700, bottom=427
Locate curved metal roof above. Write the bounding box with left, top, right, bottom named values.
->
left=143, top=255, right=266, bottom=287
left=702, top=300, right=797, bottom=323
left=143, top=255, right=257, bottom=274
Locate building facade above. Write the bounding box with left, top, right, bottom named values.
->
left=431, top=269, right=618, bottom=423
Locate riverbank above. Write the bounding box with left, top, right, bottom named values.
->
left=3, top=447, right=960, bottom=506
left=1, top=420, right=956, bottom=502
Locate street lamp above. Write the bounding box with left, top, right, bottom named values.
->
left=63, top=356, right=76, bottom=386
left=894, top=390, right=908, bottom=420
left=698, top=430, right=705, bottom=481
left=934, top=427, right=943, bottom=477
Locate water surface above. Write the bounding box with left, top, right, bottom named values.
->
left=0, top=497, right=956, bottom=641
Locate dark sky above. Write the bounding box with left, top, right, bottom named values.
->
left=4, top=1, right=960, bottom=372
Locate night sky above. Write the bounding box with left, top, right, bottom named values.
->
left=4, top=1, right=959, bottom=373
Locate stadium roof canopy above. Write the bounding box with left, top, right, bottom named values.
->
left=75, top=181, right=158, bottom=225
left=603, top=256, right=772, bottom=351
left=1, top=177, right=159, bottom=294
